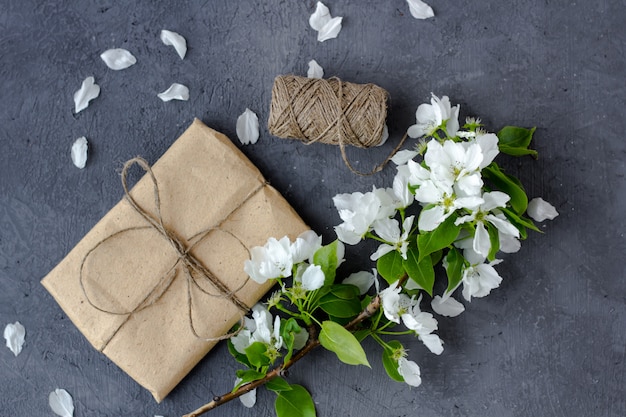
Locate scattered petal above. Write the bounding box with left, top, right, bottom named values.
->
left=236, top=108, right=260, bottom=145
left=406, top=0, right=435, bottom=19
left=317, top=16, right=342, bottom=42
left=527, top=197, right=559, bottom=222
left=377, top=124, right=389, bottom=146
left=160, top=29, right=187, bottom=59
left=73, top=76, right=100, bottom=113
left=71, top=137, right=88, bottom=169
left=234, top=378, right=257, bottom=408
left=342, top=270, right=375, bottom=295
left=309, top=2, right=332, bottom=31
left=307, top=59, right=324, bottom=79
left=157, top=83, right=189, bottom=102
left=431, top=295, right=465, bottom=317
left=49, top=389, right=74, bottom=417
left=397, top=357, right=422, bottom=387
left=100, top=48, right=137, bottom=70
left=3, top=321, right=25, bottom=356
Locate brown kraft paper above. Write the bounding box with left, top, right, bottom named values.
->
left=41, top=119, right=309, bottom=402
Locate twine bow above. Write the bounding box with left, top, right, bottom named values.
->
left=80, top=157, right=257, bottom=344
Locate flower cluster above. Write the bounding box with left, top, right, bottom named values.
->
left=214, top=94, right=558, bottom=417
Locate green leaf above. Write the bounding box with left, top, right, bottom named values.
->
left=444, top=248, right=464, bottom=294
left=417, top=214, right=461, bottom=261
left=245, top=342, right=270, bottom=368
left=486, top=222, right=500, bottom=261
left=501, top=207, right=541, bottom=238
left=280, top=318, right=302, bottom=364
left=234, top=369, right=265, bottom=390
left=319, top=291, right=362, bottom=318
left=265, top=377, right=293, bottom=393
left=381, top=340, right=404, bottom=382
left=275, top=384, right=316, bottom=417
left=319, top=321, right=370, bottom=367
left=376, top=250, right=405, bottom=284
left=353, top=329, right=371, bottom=342
left=482, top=163, right=528, bottom=215
left=497, top=126, right=537, bottom=157
left=403, top=245, right=435, bottom=296
left=227, top=339, right=253, bottom=368
left=430, top=249, right=443, bottom=266
left=313, top=240, right=340, bottom=285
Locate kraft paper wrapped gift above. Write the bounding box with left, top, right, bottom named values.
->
left=41, top=119, right=309, bottom=402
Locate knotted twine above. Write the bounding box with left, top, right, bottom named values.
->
left=79, top=157, right=255, bottom=345
left=268, top=75, right=408, bottom=175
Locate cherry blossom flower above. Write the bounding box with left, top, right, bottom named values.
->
left=407, top=94, right=459, bottom=138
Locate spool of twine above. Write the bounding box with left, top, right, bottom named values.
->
left=268, top=75, right=406, bottom=175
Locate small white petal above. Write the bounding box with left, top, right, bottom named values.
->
left=71, top=137, right=88, bottom=169
left=343, top=271, right=375, bottom=295
left=317, top=17, right=342, bottom=42
left=307, top=59, right=324, bottom=79
left=160, top=29, right=187, bottom=59
left=73, top=76, right=100, bottom=113
left=406, top=0, right=434, bottom=20
left=235, top=378, right=257, bottom=408
left=397, top=357, right=422, bottom=387
left=527, top=197, right=559, bottom=222
left=392, top=149, right=419, bottom=165
left=419, top=333, right=444, bottom=355
left=100, top=48, right=136, bottom=70
left=3, top=321, right=25, bottom=356
left=236, top=108, right=260, bottom=145
left=49, top=389, right=74, bottom=417
left=301, top=264, right=325, bottom=291
left=431, top=295, right=465, bottom=317
left=157, top=83, right=189, bottom=102
left=473, top=221, right=491, bottom=258
left=309, top=1, right=332, bottom=31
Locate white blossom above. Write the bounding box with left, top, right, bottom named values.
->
left=391, top=149, right=419, bottom=166
left=370, top=216, right=414, bottom=261
left=295, top=264, right=325, bottom=291
left=527, top=197, right=559, bottom=222
left=244, top=237, right=293, bottom=283
left=397, top=357, right=422, bottom=387
left=234, top=378, right=257, bottom=408
left=431, top=295, right=465, bottom=317
left=342, top=269, right=376, bottom=295
left=462, top=260, right=504, bottom=301
left=333, top=189, right=396, bottom=245
left=290, top=230, right=322, bottom=264
left=407, top=94, right=459, bottom=138
left=309, top=2, right=342, bottom=42
left=73, top=76, right=100, bottom=113
left=425, top=139, right=484, bottom=196
left=415, top=179, right=483, bottom=231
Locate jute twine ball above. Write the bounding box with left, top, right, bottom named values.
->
left=268, top=75, right=404, bottom=175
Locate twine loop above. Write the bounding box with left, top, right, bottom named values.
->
left=80, top=157, right=255, bottom=344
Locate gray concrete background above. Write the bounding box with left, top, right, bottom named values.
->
left=1, top=1, right=624, bottom=416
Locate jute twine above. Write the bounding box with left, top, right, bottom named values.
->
left=268, top=75, right=407, bottom=175
left=79, top=157, right=255, bottom=344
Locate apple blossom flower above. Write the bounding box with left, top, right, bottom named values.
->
left=294, top=263, right=325, bottom=291
left=455, top=191, right=520, bottom=258
left=333, top=188, right=397, bottom=245
left=425, top=139, right=484, bottom=196
left=243, top=236, right=293, bottom=283
left=290, top=230, right=323, bottom=264
left=370, top=216, right=415, bottom=261
left=527, top=197, right=559, bottom=222
left=407, top=94, right=459, bottom=138
left=461, top=260, right=504, bottom=301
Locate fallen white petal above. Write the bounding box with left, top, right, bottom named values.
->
left=3, top=321, right=25, bottom=356
left=377, top=124, right=389, bottom=146
left=236, top=108, right=260, bottom=145
left=73, top=76, right=100, bottom=113
left=307, top=59, right=324, bottom=79
left=71, top=137, right=88, bottom=169
left=527, top=197, right=559, bottom=222
left=49, top=389, right=74, bottom=417
left=431, top=295, right=465, bottom=317
left=160, top=29, right=187, bottom=59
left=100, top=48, right=137, bottom=70
left=309, top=1, right=332, bottom=31
left=317, top=16, right=342, bottom=42
left=406, top=0, right=435, bottom=19
left=157, top=83, right=189, bottom=102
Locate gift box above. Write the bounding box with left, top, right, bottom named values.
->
left=41, top=119, right=309, bottom=402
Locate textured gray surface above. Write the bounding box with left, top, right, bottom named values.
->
left=1, top=1, right=625, bottom=416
